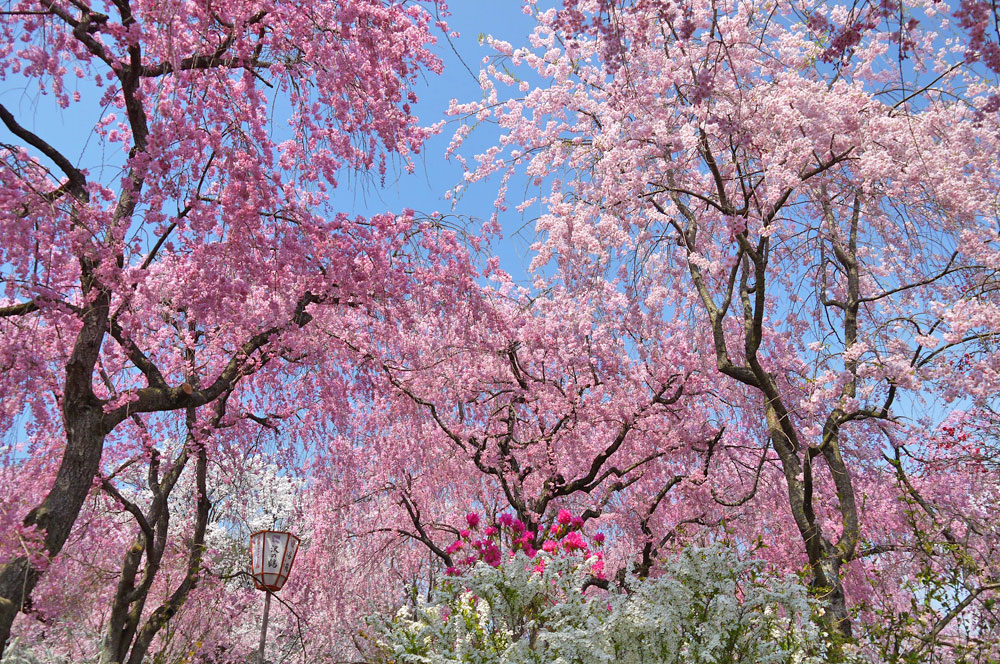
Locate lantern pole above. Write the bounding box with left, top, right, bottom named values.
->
left=250, top=530, right=299, bottom=663
left=258, top=590, right=272, bottom=663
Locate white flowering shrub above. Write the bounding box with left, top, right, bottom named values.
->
left=0, top=639, right=91, bottom=664
left=365, top=545, right=833, bottom=664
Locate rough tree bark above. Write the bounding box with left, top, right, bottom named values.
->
left=661, top=156, right=865, bottom=639
left=98, top=404, right=213, bottom=664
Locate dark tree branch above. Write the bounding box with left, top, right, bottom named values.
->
left=0, top=104, right=88, bottom=200
left=0, top=301, right=40, bottom=318
left=398, top=492, right=454, bottom=568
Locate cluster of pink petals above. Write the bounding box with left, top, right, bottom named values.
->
left=445, top=510, right=605, bottom=579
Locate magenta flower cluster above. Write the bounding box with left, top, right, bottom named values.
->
left=444, top=510, right=605, bottom=578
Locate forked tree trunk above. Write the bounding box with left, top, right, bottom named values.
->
left=0, top=404, right=109, bottom=652
left=0, top=283, right=110, bottom=656
left=98, top=408, right=212, bottom=664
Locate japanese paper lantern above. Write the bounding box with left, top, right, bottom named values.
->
left=249, top=530, right=300, bottom=592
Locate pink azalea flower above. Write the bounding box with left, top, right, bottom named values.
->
left=483, top=544, right=502, bottom=567
left=562, top=531, right=586, bottom=551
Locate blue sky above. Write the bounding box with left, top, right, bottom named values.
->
left=0, top=1, right=540, bottom=282
left=344, top=1, right=541, bottom=280
left=0, top=2, right=540, bottom=452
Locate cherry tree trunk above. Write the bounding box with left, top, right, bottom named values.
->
left=0, top=286, right=110, bottom=655
left=0, top=408, right=107, bottom=652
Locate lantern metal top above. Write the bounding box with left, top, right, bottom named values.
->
left=249, top=530, right=300, bottom=592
